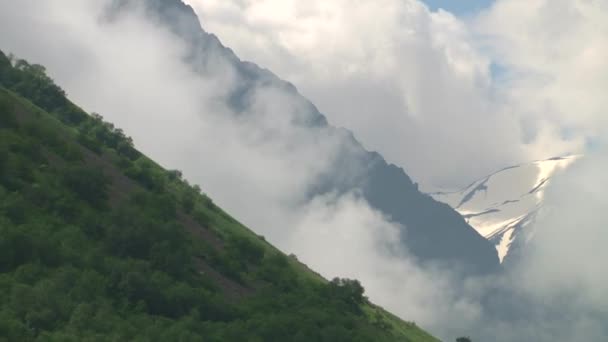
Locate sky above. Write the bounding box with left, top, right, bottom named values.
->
left=422, top=0, right=494, bottom=15
left=1, top=1, right=608, bottom=341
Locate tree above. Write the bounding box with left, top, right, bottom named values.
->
left=167, top=169, right=183, bottom=181
left=180, top=190, right=195, bottom=213
left=457, top=337, right=472, bottom=342
left=0, top=96, right=17, bottom=128
left=330, top=278, right=366, bottom=306
left=62, top=166, right=109, bottom=208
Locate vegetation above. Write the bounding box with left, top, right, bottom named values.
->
left=0, top=50, right=439, bottom=341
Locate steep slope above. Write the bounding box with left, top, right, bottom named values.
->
left=111, top=0, right=499, bottom=274
left=429, top=156, right=579, bottom=262
left=0, top=51, right=439, bottom=341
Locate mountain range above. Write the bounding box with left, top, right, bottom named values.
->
left=121, top=0, right=500, bottom=275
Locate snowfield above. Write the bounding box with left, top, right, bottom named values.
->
left=427, top=156, right=579, bottom=262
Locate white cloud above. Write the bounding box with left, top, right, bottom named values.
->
left=476, top=0, right=608, bottom=148
left=519, top=151, right=608, bottom=310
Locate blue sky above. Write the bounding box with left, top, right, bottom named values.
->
left=422, top=0, right=495, bottom=15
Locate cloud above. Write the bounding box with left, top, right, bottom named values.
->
left=467, top=150, right=608, bottom=342
left=518, top=151, right=608, bottom=312
left=475, top=0, right=608, bottom=151
left=184, top=0, right=588, bottom=188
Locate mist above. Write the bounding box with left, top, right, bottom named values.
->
left=1, top=0, right=608, bottom=341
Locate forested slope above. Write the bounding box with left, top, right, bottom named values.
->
left=0, top=51, right=438, bottom=341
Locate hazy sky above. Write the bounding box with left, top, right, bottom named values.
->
left=422, top=0, right=494, bottom=15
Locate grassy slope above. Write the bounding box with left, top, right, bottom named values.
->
left=0, top=52, right=439, bottom=341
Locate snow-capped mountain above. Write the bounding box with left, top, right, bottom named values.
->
left=428, top=156, right=579, bottom=263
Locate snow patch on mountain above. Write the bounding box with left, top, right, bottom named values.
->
left=426, top=156, right=580, bottom=263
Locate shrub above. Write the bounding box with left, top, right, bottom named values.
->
left=62, top=166, right=109, bottom=208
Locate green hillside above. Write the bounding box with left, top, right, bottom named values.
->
left=0, top=50, right=439, bottom=341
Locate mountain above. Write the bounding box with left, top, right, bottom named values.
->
left=429, top=156, right=579, bottom=262
left=112, top=0, right=500, bottom=274
left=0, top=50, right=439, bottom=341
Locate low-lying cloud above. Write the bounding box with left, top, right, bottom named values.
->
left=287, top=192, right=483, bottom=331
